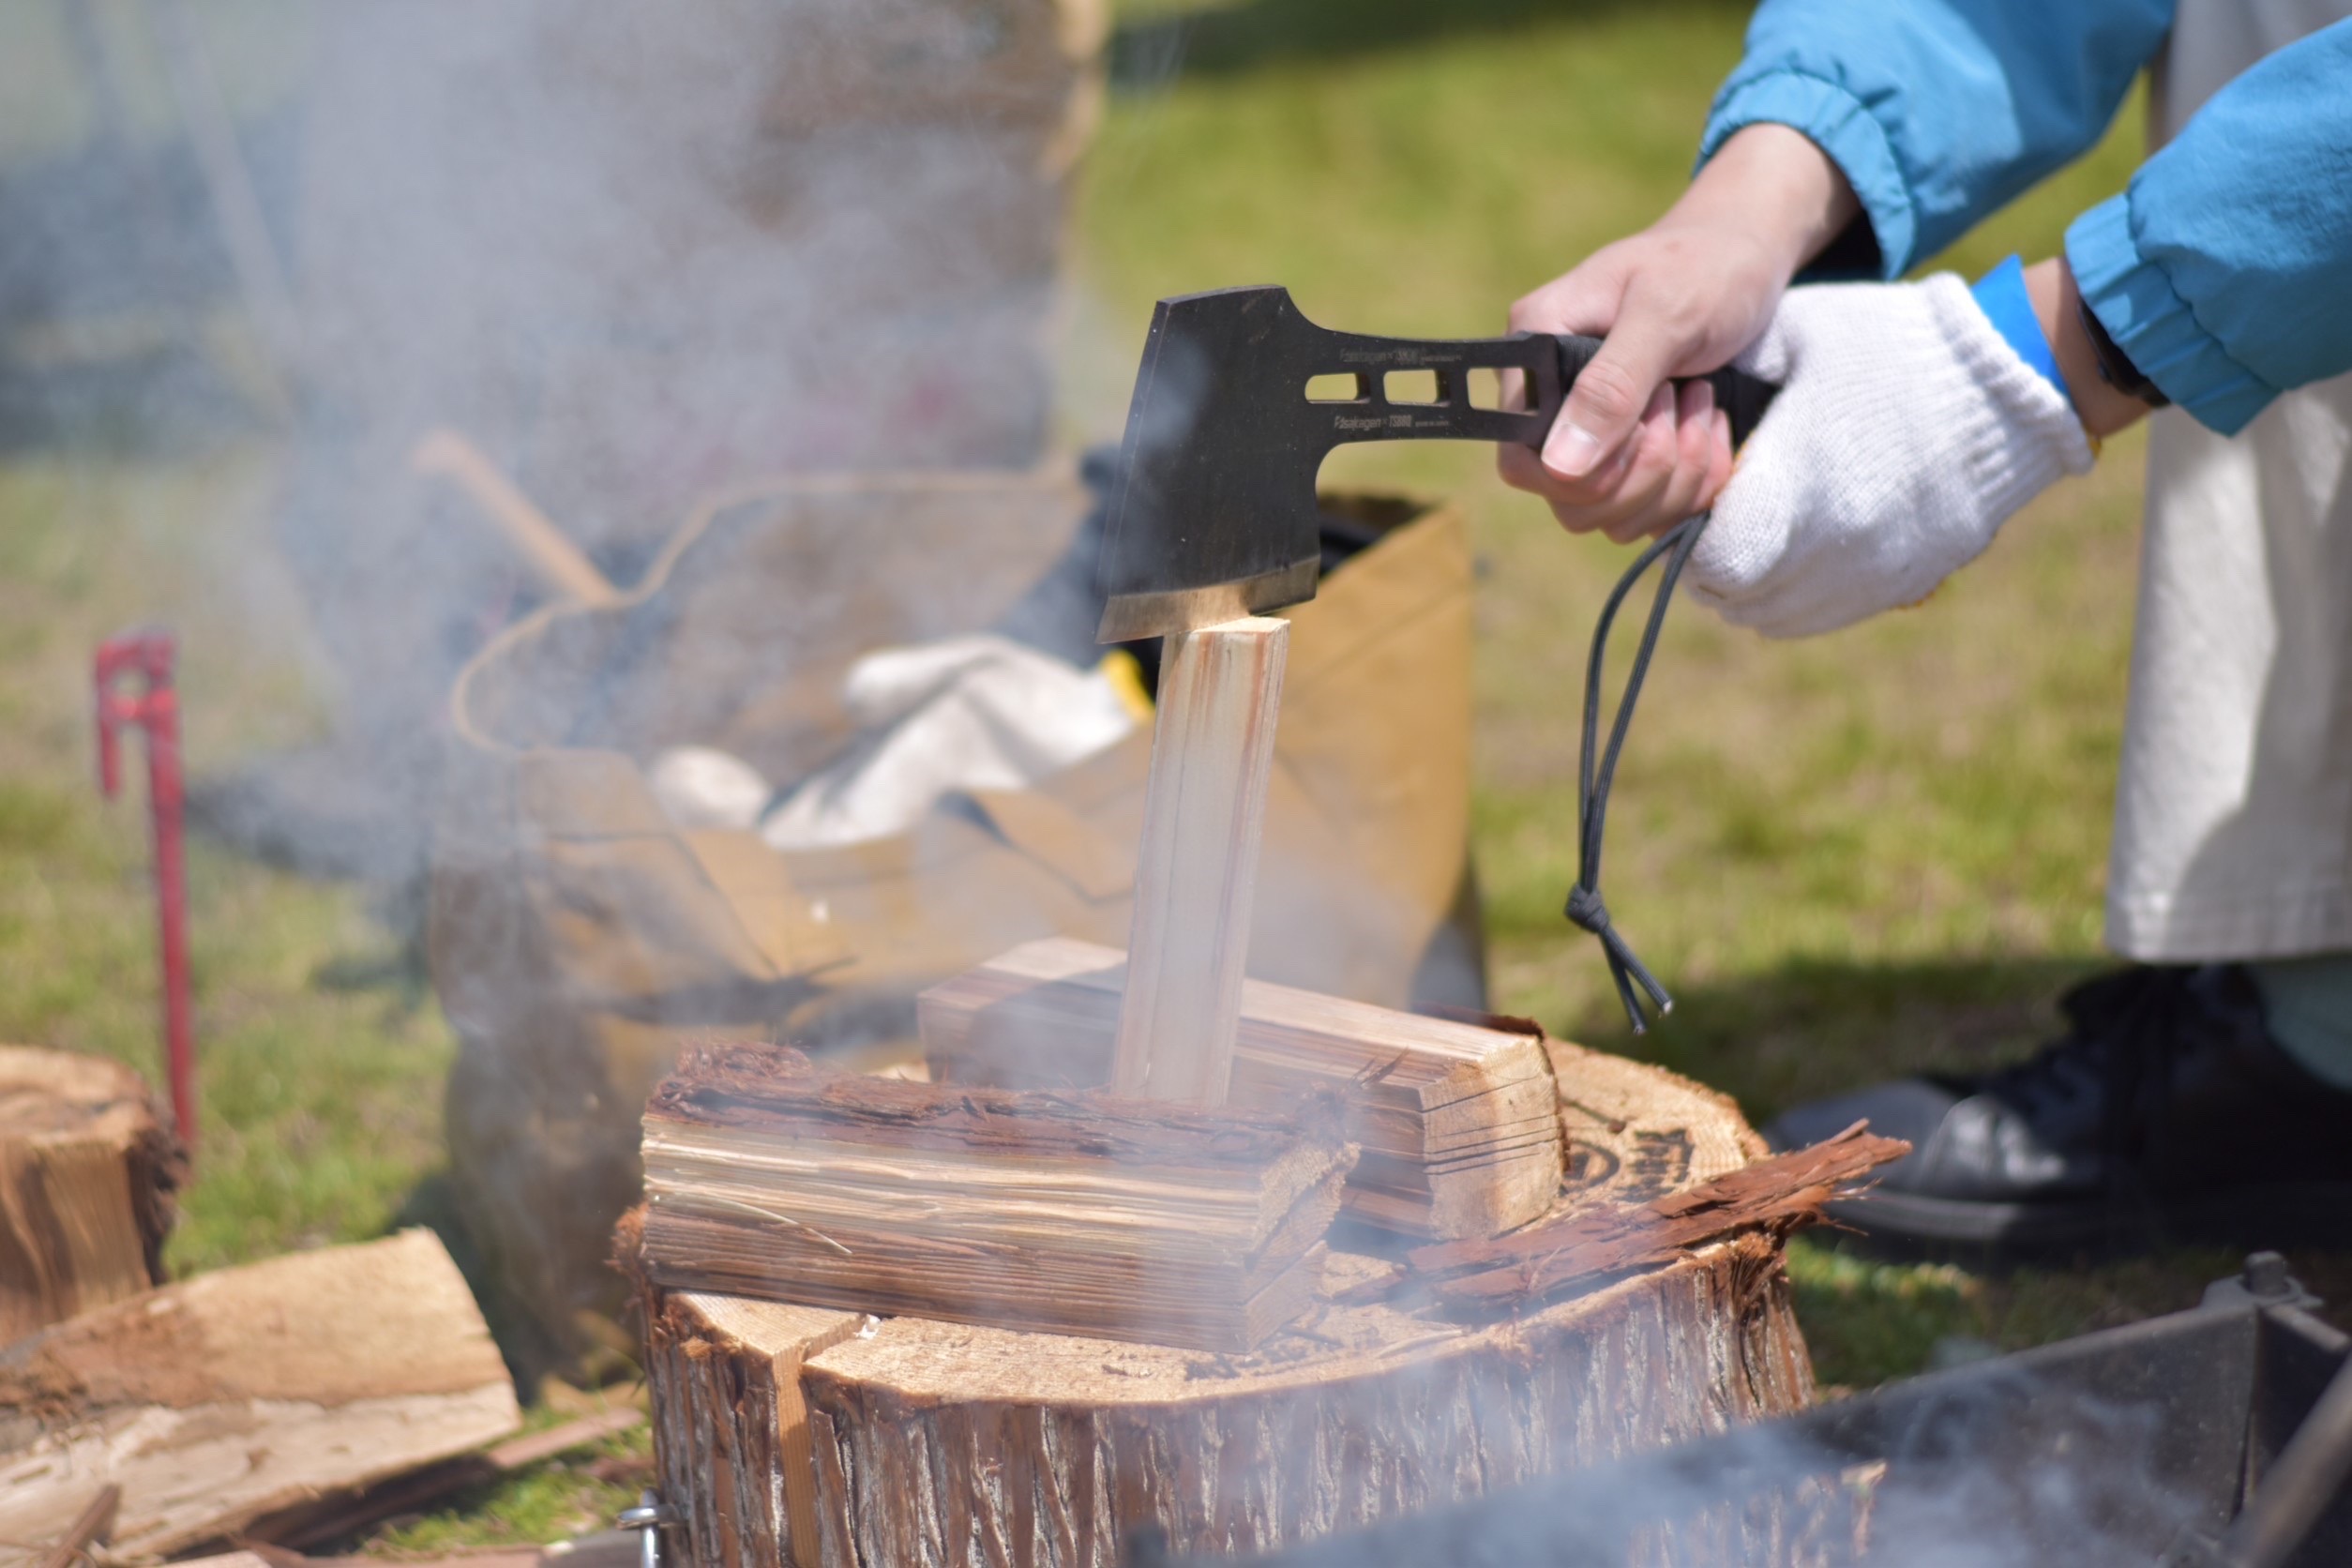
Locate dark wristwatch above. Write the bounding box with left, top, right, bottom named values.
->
left=2076, top=297, right=2170, bottom=408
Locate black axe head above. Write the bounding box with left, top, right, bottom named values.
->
left=1093, top=285, right=1562, bottom=643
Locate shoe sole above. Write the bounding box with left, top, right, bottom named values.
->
left=1823, top=1181, right=2352, bottom=1266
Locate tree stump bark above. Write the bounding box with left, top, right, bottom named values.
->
left=642, top=1038, right=1808, bottom=1568
left=0, top=1047, right=184, bottom=1343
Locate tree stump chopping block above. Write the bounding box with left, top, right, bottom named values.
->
left=649, top=1244, right=1806, bottom=1568
left=642, top=1044, right=1810, bottom=1568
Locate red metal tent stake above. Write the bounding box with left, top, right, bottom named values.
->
left=96, top=630, right=196, bottom=1149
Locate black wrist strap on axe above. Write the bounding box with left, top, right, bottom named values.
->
left=1566, top=511, right=1710, bottom=1034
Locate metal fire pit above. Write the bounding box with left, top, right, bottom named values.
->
left=1135, top=1255, right=2352, bottom=1568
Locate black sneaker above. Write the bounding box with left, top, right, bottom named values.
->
left=1763, top=964, right=2352, bottom=1259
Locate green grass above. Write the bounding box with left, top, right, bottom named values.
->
left=360, top=1408, right=653, bottom=1557
left=0, top=0, right=2333, bottom=1549
left=368, top=1456, right=644, bottom=1557
left=0, top=448, right=653, bottom=1547
left=0, top=452, right=455, bottom=1274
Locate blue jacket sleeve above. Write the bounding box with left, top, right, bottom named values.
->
left=1698, top=0, right=2174, bottom=278
left=2067, top=21, right=2352, bottom=434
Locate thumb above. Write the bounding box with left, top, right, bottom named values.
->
left=1545, top=320, right=1679, bottom=480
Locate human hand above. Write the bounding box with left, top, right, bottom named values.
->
left=1499, top=125, right=1858, bottom=542
left=1685, top=273, right=2095, bottom=638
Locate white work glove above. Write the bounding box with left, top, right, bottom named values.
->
left=1686, top=273, right=2095, bottom=638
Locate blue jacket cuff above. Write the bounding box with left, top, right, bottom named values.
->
left=2065, top=195, right=2277, bottom=437
left=1698, top=72, right=1915, bottom=280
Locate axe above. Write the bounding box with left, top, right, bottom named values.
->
left=1094, top=284, right=1781, bottom=1033
left=1094, top=284, right=1778, bottom=642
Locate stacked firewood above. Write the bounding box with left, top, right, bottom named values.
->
left=919, top=937, right=1567, bottom=1239
left=636, top=1041, right=1358, bottom=1350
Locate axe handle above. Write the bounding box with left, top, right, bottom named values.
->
left=1546, top=336, right=1779, bottom=451
left=1302, top=325, right=1778, bottom=454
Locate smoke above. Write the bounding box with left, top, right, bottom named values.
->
left=1157, top=1346, right=2225, bottom=1567
left=2, top=0, right=1097, bottom=885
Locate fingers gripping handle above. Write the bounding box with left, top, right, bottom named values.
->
left=1546, top=335, right=1780, bottom=449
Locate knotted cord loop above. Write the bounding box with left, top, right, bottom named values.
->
left=1567, top=511, right=1709, bottom=1033
left=1560, top=883, right=1609, bottom=932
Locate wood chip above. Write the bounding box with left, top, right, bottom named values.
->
left=1349, top=1122, right=1908, bottom=1312
left=254, top=1408, right=648, bottom=1551
left=33, top=1482, right=116, bottom=1568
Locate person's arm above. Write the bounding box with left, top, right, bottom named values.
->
left=2061, top=18, right=2352, bottom=435
left=2029, top=256, right=2155, bottom=438
left=1704, top=0, right=2175, bottom=280
left=1681, top=20, right=2352, bottom=641
left=1504, top=0, right=2174, bottom=536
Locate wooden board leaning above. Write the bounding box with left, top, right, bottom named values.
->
left=0, top=1229, right=519, bottom=1563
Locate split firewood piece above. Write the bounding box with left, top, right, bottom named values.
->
left=1371, top=1123, right=1909, bottom=1313
left=633, top=1042, right=1357, bottom=1351
left=0, top=1229, right=520, bottom=1564
left=1113, top=615, right=1289, bottom=1104
left=0, top=1045, right=186, bottom=1342
left=922, top=937, right=1564, bottom=1239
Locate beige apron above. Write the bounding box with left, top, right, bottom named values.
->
left=2105, top=0, right=2352, bottom=960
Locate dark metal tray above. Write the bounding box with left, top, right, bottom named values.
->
left=1134, top=1255, right=2352, bottom=1568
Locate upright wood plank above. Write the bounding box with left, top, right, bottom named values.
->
left=1112, top=615, right=1289, bottom=1103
